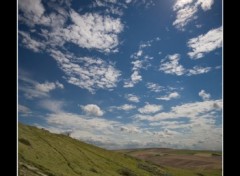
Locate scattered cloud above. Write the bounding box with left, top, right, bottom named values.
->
left=110, top=104, right=136, bottom=111
left=18, top=70, right=64, bottom=99
left=138, top=104, right=163, bottom=114
left=160, top=54, right=213, bottom=76
left=18, top=31, right=46, bottom=52
left=35, top=81, right=64, bottom=93
left=187, top=26, right=223, bottom=59
left=19, top=1, right=124, bottom=53
left=124, top=38, right=160, bottom=88
left=49, top=50, right=121, bottom=93
left=134, top=99, right=222, bottom=121
left=39, top=100, right=65, bottom=113
left=173, top=0, right=214, bottom=30
left=187, top=66, right=211, bottom=75
left=80, top=104, right=104, bottom=116
left=18, top=104, right=32, bottom=117
left=199, top=90, right=211, bottom=101
left=159, top=54, right=185, bottom=76
left=125, top=94, right=140, bottom=103
left=146, top=82, right=164, bottom=93
left=64, top=10, right=124, bottom=53
left=157, top=92, right=180, bottom=101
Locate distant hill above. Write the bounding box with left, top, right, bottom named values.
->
left=18, top=123, right=166, bottom=176
left=117, top=148, right=222, bottom=176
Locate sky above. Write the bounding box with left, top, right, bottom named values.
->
left=18, top=0, right=222, bottom=150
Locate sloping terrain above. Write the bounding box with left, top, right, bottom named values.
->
left=18, top=123, right=166, bottom=176
left=118, top=148, right=222, bottom=176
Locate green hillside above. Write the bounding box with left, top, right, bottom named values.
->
left=18, top=123, right=166, bottom=176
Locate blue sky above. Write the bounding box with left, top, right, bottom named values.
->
left=18, top=0, right=222, bottom=150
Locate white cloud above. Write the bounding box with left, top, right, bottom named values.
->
left=49, top=50, right=121, bottom=93
left=159, top=54, right=185, bottom=76
left=35, top=81, right=64, bottom=93
left=160, top=54, right=212, bottom=76
left=125, top=0, right=132, bottom=3
left=18, top=71, right=64, bottom=99
left=196, top=0, right=214, bottom=11
left=187, top=66, right=211, bottom=75
left=138, top=104, right=163, bottom=114
left=135, top=99, right=222, bottom=121
left=39, top=100, right=65, bottom=113
left=157, top=92, right=180, bottom=101
left=146, top=82, right=164, bottom=93
left=81, top=104, right=104, bottom=116
left=18, top=0, right=46, bottom=26
left=199, top=90, right=211, bottom=101
left=19, top=4, right=124, bottom=53
left=63, top=10, right=123, bottom=53
left=173, top=0, right=214, bottom=30
left=18, top=104, right=32, bottom=117
left=187, top=26, right=223, bottom=59
left=18, top=31, right=45, bottom=52
left=123, top=71, right=142, bottom=88
left=125, top=94, right=140, bottom=103
left=111, top=104, right=136, bottom=111
left=124, top=38, right=158, bottom=88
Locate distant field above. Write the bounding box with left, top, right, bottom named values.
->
left=117, top=148, right=222, bottom=176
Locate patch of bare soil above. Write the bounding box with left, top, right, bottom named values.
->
left=129, top=151, right=221, bottom=170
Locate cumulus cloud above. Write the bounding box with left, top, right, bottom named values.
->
left=187, top=66, right=211, bottom=75
left=35, top=81, right=64, bottom=93
left=125, top=94, right=140, bottom=103
left=160, top=54, right=212, bottom=76
left=110, top=104, right=136, bottom=111
left=146, top=82, right=164, bottom=93
left=81, top=104, right=104, bottom=116
left=173, top=0, right=214, bottom=30
left=18, top=0, right=46, bottom=26
left=124, top=38, right=160, bottom=88
left=49, top=50, right=121, bottom=93
left=63, top=10, right=123, bottom=53
left=138, top=104, right=163, bottom=114
left=18, top=31, right=46, bottom=52
left=199, top=90, right=211, bottom=101
left=18, top=70, right=64, bottom=99
left=135, top=99, right=222, bottom=121
left=187, top=26, right=223, bottom=59
left=157, top=92, right=180, bottom=101
left=159, top=54, right=185, bottom=76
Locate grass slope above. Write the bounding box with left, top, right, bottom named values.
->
left=18, top=123, right=166, bottom=176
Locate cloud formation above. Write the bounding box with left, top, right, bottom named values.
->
left=146, top=82, right=164, bottom=93
left=157, top=92, right=180, bottom=101
left=187, top=66, right=211, bottom=75
left=138, top=104, right=163, bottom=114
left=159, top=54, right=185, bottom=76
left=173, top=0, right=214, bottom=30
left=187, top=26, right=223, bottom=59
left=110, top=104, right=136, bottom=111
left=199, top=90, right=211, bottom=101
left=125, top=94, right=140, bottom=103
left=81, top=104, right=104, bottom=116
left=49, top=50, right=121, bottom=93
left=18, top=71, right=64, bottom=99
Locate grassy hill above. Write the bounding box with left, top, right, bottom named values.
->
left=18, top=123, right=166, bottom=176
